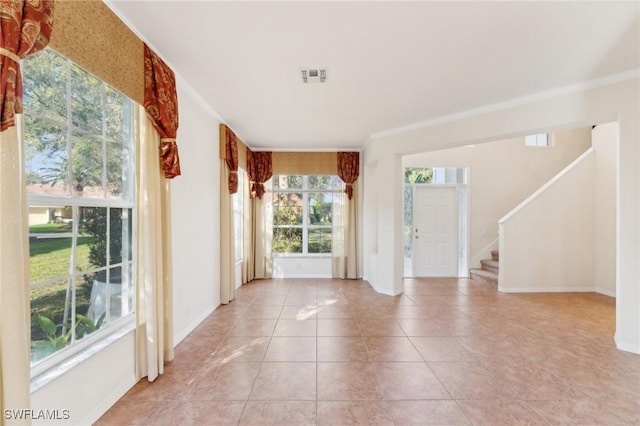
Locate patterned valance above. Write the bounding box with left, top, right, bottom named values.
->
left=247, top=149, right=272, bottom=199
left=0, top=0, right=54, bottom=131
left=224, top=126, right=239, bottom=194
left=337, top=152, right=359, bottom=199
left=144, top=44, right=180, bottom=178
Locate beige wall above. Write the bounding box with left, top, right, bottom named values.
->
left=593, top=123, right=617, bottom=296
left=403, top=127, right=592, bottom=268
left=499, top=149, right=596, bottom=292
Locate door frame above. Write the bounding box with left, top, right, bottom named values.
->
left=404, top=181, right=469, bottom=278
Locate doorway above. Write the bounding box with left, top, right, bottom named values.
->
left=403, top=167, right=468, bottom=278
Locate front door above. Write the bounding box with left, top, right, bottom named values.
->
left=412, top=186, right=458, bottom=277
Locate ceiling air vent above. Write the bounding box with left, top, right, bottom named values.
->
left=300, top=68, right=327, bottom=84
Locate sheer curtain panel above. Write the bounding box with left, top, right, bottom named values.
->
left=135, top=107, right=175, bottom=382
left=0, top=2, right=54, bottom=422
left=220, top=124, right=238, bottom=303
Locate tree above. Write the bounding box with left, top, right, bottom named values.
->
left=404, top=167, right=433, bottom=184
left=272, top=175, right=336, bottom=254
left=23, top=48, right=129, bottom=196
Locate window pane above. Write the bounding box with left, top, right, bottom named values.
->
left=273, top=193, right=303, bottom=225
left=106, top=142, right=125, bottom=197
left=23, top=48, right=68, bottom=124
left=105, top=87, right=125, bottom=142
left=30, top=278, right=72, bottom=363
left=109, top=208, right=130, bottom=265
left=70, top=64, right=104, bottom=135
left=308, top=175, right=335, bottom=190
left=28, top=210, right=74, bottom=282
left=308, top=192, right=333, bottom=225
left=83, top=266, right=126, bottom=328
left=308, top=228, right=332, bottom=253
left=25, top=121, right=69, bottom=196
left=76, top=272, right=99, bottom=340
left=273, top=175, right=302, bottom=190
left=80, top=207, right=108, bottom=268
left=120, top=261, right=134, bottom=317
left=273, top=228, right=302, bottom=253
left=404, top=167, right=433, bottom=184
left=71, top=133, right=104, bottom=197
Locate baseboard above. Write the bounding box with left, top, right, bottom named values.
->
left=80, top=375, right=137, bottom=426
left=595, top=287, right=616, bottom=298
left=498, top=285, right=596, bottom=293
left=271, top=273, right=333, bottom=279
left=615, top=333, right=640, bottom=354
left=173, top=305, right=217, bottom=345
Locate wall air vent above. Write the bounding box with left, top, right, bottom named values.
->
left=300, top=68, right=327, bottom=84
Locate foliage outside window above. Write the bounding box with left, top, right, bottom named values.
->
left=271, top=175, right=343, bottom=255
left=24, top=48, right=135, bottom=367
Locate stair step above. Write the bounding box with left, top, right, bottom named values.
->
left=480, top=259, right=499, bottom=273
left=470, top=268, right=498, bottom=286
left=491, top=250, right=499, bottom=261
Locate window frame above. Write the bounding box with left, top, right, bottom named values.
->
left=525, top=133, right=551, bottom=147
left=270, top=175, right=342, bottom=257
left=24, top=48, right=137, bottom=377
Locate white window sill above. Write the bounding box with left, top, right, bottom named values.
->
left=30, top=317, right=135, bottom=393
left=272, top=254, right=332, bottom=258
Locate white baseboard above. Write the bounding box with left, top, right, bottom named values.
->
left=595, top=287, right=616, bottom=298
left=615, top=333, right=640, bottom=354
left=497, top=285, right=596, bottom=293
left=271, top=273, right=333, bottom=279
left=173, top=305, right=217, bottom=345
left=80, top=376, right=137, bottom=426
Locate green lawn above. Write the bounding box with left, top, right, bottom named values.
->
left=29, top=223, right=73, bottom=233
left=29, top=237, right=94, bottom=341
left=29, top=236, right=93, bottom=281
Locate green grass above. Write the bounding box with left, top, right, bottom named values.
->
left=29, top=237, right=94, bottom=341
left=29, top=223, right=73, bottom=233
left=29, top=237, right=93, bottom=282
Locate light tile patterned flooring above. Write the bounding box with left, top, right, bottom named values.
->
left=96, top=278, right=639, bottom=425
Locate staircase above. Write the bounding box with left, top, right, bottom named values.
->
left=470, top=250, right=499, bottom=286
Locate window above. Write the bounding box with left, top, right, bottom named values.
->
left=233, top=169, right=245, bottom=263
left=24, top=48, right=135, bottom=369
left=525, top=133, right=549, bottom=147
left=271, top=175, right=343, bottom=255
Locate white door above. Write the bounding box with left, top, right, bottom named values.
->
left=412, top=186, right=458, bottom=277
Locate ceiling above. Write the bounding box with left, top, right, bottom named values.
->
left=107, top=1, right=639, bottom=150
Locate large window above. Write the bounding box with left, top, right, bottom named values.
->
left=24, top=48, right=135, bottom=369
left=271, top=175, right=343, bottom=255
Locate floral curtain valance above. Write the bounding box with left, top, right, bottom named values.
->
left=337, top=152, right=359, bottom=199
left=224, top=125, right=239, bottom=194
left=247, top=149, right=272, bottom=199
left=0, top=0, right=54, bottom=132
left=144, top=44, right=180, bottom=179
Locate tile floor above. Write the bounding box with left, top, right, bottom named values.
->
left=96, top=278, right=639, bottom=425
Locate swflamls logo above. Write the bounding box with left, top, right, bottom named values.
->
left=4, top=409, right=70, bottom=420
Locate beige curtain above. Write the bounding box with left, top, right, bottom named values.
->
left=241, top=169, right=253, bottom=284
left=0, top=122, right=32, bottom=425
left=332, top=184, right=360, bottom=279
left=135, top=107, right=174, bottom=382
left=253, top=184, right=273, bottom=279
left=220, top=160, right=236, bottom=304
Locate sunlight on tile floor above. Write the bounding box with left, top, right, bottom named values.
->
left=96, top=278, right=639, bottom=425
